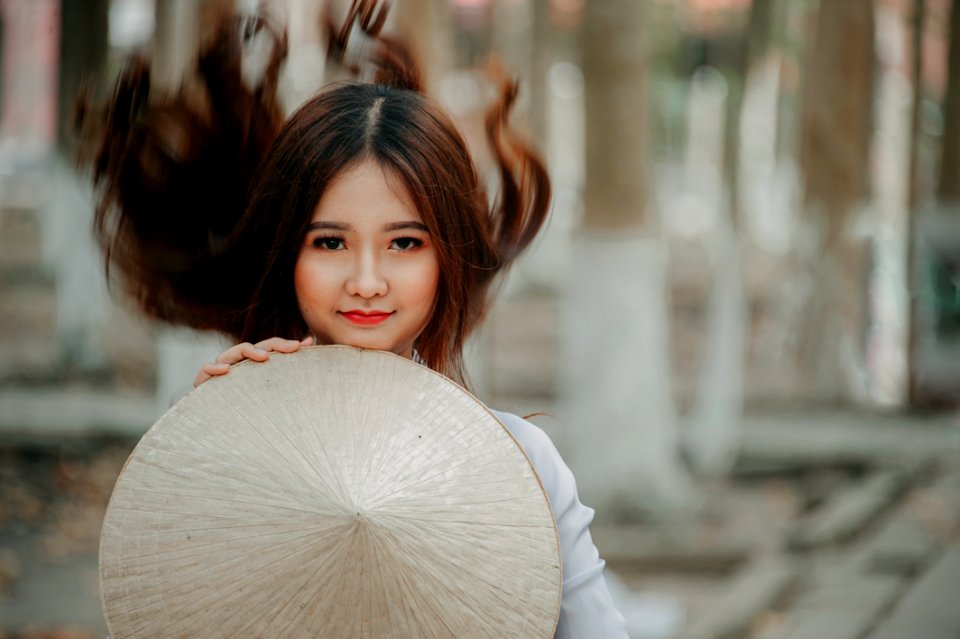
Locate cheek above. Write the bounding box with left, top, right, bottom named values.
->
left=418, top=259, right=441, bottom=308
left=293, top=257, right=330, bottom=313
left=293, top=259, right=308, bottom=310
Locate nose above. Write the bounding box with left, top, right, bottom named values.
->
left=345, top=248, right=388, bottom=298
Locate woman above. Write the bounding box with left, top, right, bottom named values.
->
left=79, top=2, right=627, bottom=636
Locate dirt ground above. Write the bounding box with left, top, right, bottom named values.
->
left=0, top=438, right=135, bottom=639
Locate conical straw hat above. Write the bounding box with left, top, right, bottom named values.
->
left=100, top=346, right=561, bottom=638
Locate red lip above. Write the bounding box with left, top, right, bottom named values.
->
left=340, top=310, right=393, bottom=326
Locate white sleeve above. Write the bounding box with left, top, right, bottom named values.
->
left=493, top=411, right=630, bottom=639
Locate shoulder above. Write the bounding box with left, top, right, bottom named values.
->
left=489, top=410, right=582, bottom=523
left=490, top=410, right=570, bottom=492
left=491, top=410, right=558, bottom=462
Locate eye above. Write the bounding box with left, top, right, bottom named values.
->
left=311, top=236, right=346, bottom=251
left=390, top=237, right=425, bottom=251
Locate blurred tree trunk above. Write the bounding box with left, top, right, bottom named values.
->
left=153, top=0, right=202, bottom=91
left=529, top=0, right=551, bottom=151
left=796, top=0, right=875, bottom=404
left=491, top=0, right=541, bottom=165
left=939, top=0, right=960, bottom=205
left=52, top=1, right=118, bottom=376
left=687, top=0, right=773, bottom=477
left=913, top=0, right=960, bottom=404
left=57, top=0, right=108, bottom=153
left=492, top=0, right=532, bottom=80
left=151, top=0, right=229, bottom=409
left=582, top=3, right=647, bottom=232
left=561, top=0, right=695, bottom=519
left=724, top=0, right=772, bottom=228
left=0, top=10, right=5, bottom=114
left=395, top=0, right=454, bottom=94
left=907, top=0, right=926, bottom=405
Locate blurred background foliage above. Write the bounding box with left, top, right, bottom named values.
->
left=1, top=0, right=959, bottom=637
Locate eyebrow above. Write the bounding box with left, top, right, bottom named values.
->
left=306, top=221, right=429, bottom=233
left=384, top=221, right=429, bottom=232
left=307, top=221, right=349, bottom=231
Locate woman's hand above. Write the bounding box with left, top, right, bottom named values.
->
left=193, top=336, right=314, bottom=387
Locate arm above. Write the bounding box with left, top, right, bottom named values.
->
left=493, top=412, right=630, bottom=638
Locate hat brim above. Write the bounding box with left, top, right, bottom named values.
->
left=100, top=345, right=561, bottom=638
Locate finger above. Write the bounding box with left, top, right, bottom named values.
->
left=204, top=362, right=231, bottom=375
left=300, top=335, right=315, bottom=346
left=254, top=337, right=304, bottom=353
left=238, top=342, right=270, bottom=362
left=194, top=362, right=229, bottom=387
left=215, top=343, right=253, bottom=365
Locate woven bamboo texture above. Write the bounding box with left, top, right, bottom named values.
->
left=100, top=346, right=561, bottom=638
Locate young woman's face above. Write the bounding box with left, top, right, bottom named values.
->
left=294, top=160, right=440, bottom=359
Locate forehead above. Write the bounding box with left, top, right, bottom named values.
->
left=311, top=160, right=421, bottom=223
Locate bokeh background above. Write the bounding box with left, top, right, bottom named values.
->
left=1, top=0, right=959, bottom=637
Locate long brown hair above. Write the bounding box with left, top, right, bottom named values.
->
left=77, top=0, right=550, bottom=386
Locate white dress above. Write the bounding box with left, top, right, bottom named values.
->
left=493, top=410, right=630, bottom=638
